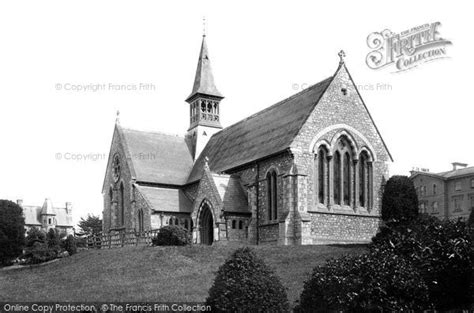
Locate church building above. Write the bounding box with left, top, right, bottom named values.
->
left=102, top=35, right=393, bottom=245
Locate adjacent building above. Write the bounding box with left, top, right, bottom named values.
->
left=102, top=35, right=393, bottom=245
left=18, top=198, right=74, bottom=235
left=410, top=162, right=474, bottom=220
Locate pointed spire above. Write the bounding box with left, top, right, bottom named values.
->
left=186, top=35, right=223, bottom=102
left=41, top=198, right=55, bottom=215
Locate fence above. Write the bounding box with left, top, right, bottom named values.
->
left=86, top=229, right=160, bottom=249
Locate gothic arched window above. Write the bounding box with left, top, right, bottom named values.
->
left=333, top=151, right=341, bottom=205
left=358, top=150, right=372, bottom=209
left=120, top=182, right=125, bottom=226
left=109, top=187, right=113, bottom=207
left=138, top=209, right=144, bottom=233
left=332, top=135, right=355, bottom=207
left=317, top=146, right=328, bottom=205
left=343, top=152, right=351, bottom=205
left=266, top=170, right=278, bottom=221
left=232, top=220, right=236, bottom=229
left=238, top=220, right=243, bottom=229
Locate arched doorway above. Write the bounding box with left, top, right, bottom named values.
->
left=199, top=203, right=214, bottom=245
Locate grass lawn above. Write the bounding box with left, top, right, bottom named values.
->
left=0, top=244, right=366, bottom=306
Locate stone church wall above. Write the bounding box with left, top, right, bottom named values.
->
left=289, top=65, right=391, bottom=244
left=102, top=127, right=134, bottom=232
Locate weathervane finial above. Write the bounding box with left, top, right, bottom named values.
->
left=338, top=50, right=346, bottom=64
left=202, top=16, right=206, bottom=37
left=115, top=110, right=120, bottom=124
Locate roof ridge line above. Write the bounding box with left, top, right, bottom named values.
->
left=214, top=76, right=333, bottom=136
left=121, top=127, right=184, bottom=138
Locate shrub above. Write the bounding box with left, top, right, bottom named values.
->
left=152, top=225, right=190, bottom=246
left=206, top=247, right=289, bottom=312
left=23, top=228, right=58, bottom=264
left=0, top=200, right=25, bottom=266
left=296, top=250, right=429, bottom=312
left=23, top=242, right=57, bottom=264
left=46, top=228, right=61, bottom=255
left=25, top=227, right=46, bottom=247
left=62, top=235, right=77, bottom=256
left=468, top=209, right=474, bottom=227
left=371, top=215, right=473, bottom=310
left=381, top=175, right=418, bottom=223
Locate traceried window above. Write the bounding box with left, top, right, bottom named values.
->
left=314, top=132, right=373, bottom=211
left=266, top=170, right=278, bottom=221
left=333, top=136, right=356, bottom=207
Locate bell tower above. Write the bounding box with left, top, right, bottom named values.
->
left=185, top=34, right=224, bottom=160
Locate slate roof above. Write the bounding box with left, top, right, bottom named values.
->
left=212, top=174, right=249, bottom=213
left=411, top=166, right=474, bottom=180
left=22, top=201, right=73, bottom=227
left=186, top=36, right=223, bottom=102
left=437, top=166, right=474, bottom=179
left=187, top=76, right=333, bottom=183
left=136, top=185, right=193, bottom=213
left=119, top=127, right=194, bottom=186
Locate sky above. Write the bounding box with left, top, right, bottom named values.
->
left=0, top=0, right=472, bottom=228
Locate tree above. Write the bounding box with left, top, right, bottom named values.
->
left=78, top=214, right=102, bottom=235
left=0, top=200, right=25, bottom=266
left=381, top=175, right=419, bottom=223
left=206, top=247, right=289, bottom=312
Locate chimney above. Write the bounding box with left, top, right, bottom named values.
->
left=17, top=199, right=23, bottom=207
left=66, top=202, right=72, bottom=215
left=452, top=162, right=468, bottom=171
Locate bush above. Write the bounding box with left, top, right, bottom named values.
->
left=296, top=250, right=429, bottom=312
left=206, top=247, right=289, bottom=312
left=62, top=235, right=77, bottom=256
left=381, top=175, right=418, bottom=223
left=468, top=209, right=474, bottom=227
left=152, top=225, right=190, bottom=246
left=0, top=200, right=25, bottom=266
left=371, top=215, right=473, bottom=310
left=25, top=227, right=46, bottom=247
left=23, top=242, right=57, bottom=264
left=23, top=228, right=58, bottom=264
left=46, top=228, right=61, bottom=255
